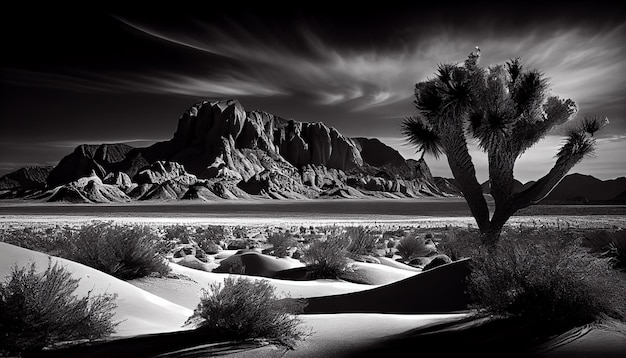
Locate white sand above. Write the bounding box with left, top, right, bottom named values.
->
left=166, top=263, right=377, bottom=303
left=0, top=242, right=193, bottom=337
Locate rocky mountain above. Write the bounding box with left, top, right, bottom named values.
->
left=434, top=177, right=463, bottom=196
left=0, top=166, right=53, bottom=190
left=1, top=99, right=448, bottom=203
left=30, top=174, right=131, bottom=203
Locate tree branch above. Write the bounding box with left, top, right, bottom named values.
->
left=512, top=153, right=584, bottom=210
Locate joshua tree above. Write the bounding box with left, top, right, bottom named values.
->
left=403, top=50, right=607, bottom=245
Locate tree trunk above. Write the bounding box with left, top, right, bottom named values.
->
left=444, top=136, right=490, bottom=232
left=482, top=205, right=515, bottom=246
left=487, top=150, right=516, bottom=210
left=482, top=223, right=505, bottom=247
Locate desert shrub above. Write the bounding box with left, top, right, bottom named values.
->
left=582, top=230, right=626, bottom=271
left=302, top=236, right=350, bottom=279
left=186, top=276, right=308, bottom=349
left=437, top=228, right=480, bottom=261
left=194, top=226, right=226, bottom=252
left=268, top=232, right=297, bottom=258
left=396, top=234, right=433, bottom=261
left=69, top=222, right=170, bottom=280
left=0, top=226, right=74, bottom=257
left=164, top=225, right=193, bottom=244
left=611, top=234, right=626, bottom=271
left=467, top=228, right=625, bottom=336
left=231, top=226, right=248, bottom=239
left=344, top=226, right=378, bottom=256
left=0, top=261, right=118, bottom=356
left=383, top=228, right=406, bottom=239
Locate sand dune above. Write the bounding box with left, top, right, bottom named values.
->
left=213, top=251, right=305, bottom=277
left=303, top=258, right=472, bottom=314
left=165, top=263, right=375, bottom=304
left=0, top=242, right=193, bottom=337
left=376, top=256, right=422, bottom=271
left=340, top=261, right=419, bottom=285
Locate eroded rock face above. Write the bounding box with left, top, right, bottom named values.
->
left=435, top=177, right=463, bottom=197
left=36, top=174, right=131, bottom=203
left=134, top=161, right=196, bottom=185
left=103, top=172, right=135, bottom=192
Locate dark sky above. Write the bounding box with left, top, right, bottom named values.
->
left=1, top=2, right=625, bottom=182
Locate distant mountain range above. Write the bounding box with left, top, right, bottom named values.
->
left=478, top=174, right=626, bottom=204
left=537, top=173, right=626, bottom=204
left=0, top=99, right=453, bottom=203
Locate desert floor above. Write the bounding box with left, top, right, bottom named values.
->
left=1, top=198, right=625, bottom=357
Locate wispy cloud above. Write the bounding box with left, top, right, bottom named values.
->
left=98, top=18, right=626, bottom=117
left=4, top=16, right=624, bottom=120
left=4, top=15, right=624, bottom=134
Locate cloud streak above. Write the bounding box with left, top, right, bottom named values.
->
left=5, top=15, right=625, bottom=125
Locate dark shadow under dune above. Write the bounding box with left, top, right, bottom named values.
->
left=26, top=329, right=271, bottom=358
left=341, top=315, right=549, bottom=358
left=302, top=258, right=472, bottom=314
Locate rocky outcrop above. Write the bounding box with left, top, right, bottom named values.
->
left=34, top=174, right=131, bottom=203
left=4, top=99, right=450, bottom=202
left=103, top=172, right=136, bottom=193
left=435, top=177, right=463, bottom=196
left=0, top=166, right=53, bottom=190
left=129, top=161, right=200, bottom=201
left=46, top=144, right=136, bottom=187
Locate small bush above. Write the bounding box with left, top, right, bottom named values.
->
left=164, top=225, right=193, bottom=244
left=396, top=234, right=434, bottom=261
left=344, top=226, right=378, bottom=257
left=268, top=232, right=297, bottom=258
left=186, top=276, right=308, bottom=349
left=0, top=261, right=118, bottom=356
left=466, top=228, right=625, bottom=336
left=194, top=226, right=226, bottom=253
left=0, top=226, right=74, bottom=257
left=437, top=228, right=479, bottom=261
left=302, top=236, right=350, bottom=279
left=582, top=230, right=626, bottom=271
left=70, top=222, right=170, bottom=280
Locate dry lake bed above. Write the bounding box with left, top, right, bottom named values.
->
left=1, top=198, right=624, bottom=229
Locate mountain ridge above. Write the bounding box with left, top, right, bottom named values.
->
left=0, top=99, right=450, bottom=203
left=436, top=173, right=626, bottom=204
